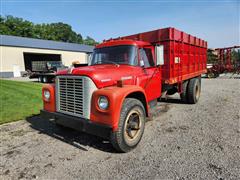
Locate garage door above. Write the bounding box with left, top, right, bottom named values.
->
left=23, top=52, right=61, bottom=72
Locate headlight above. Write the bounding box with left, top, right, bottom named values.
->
left=98, top=96, right=109, bottom=110
left=43, top=90, right=50, bottom=100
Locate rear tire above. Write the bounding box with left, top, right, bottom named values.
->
left=110, top=98, right=146, bottom=153
left=188, top=77, right=201, bottom=104
left=180, top=81, right=189, bottom=103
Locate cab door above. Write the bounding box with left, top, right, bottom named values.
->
left=137, top=47, right=161, bottom=101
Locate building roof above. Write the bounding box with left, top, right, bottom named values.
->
left=0, top=35, right=94, bottom=53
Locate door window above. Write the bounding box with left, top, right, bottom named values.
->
left=139, top=48, right=155, bottom=67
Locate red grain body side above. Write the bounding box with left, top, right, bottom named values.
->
left=122, top=27, right=207, bottom=84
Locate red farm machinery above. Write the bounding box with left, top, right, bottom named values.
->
left=207, top=46, right=240, bottom=78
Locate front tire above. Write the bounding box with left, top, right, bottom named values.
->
left=111, top=98, right=146, bottom=153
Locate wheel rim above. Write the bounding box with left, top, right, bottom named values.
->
left=124, top=109, right=142, bottom=144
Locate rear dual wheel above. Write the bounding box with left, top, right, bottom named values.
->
left=188, top=77, right=201, bottom=104
left=180, top=80, right=189, bottom=103
left=111, top=98, right=145, bottom=153
left=180, top=77, right=201, bottom=104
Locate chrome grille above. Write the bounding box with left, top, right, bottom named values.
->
left=56, top=76, right=97, bottom=119
left=59, top=78, right=83, bottom=115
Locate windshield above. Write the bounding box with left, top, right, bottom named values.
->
left=90, top=45, right=137, bottom=66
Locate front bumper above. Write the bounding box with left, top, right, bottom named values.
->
left=40, top=110, right=112, bottom=139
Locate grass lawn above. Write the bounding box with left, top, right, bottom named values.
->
left=0, top=79, right=43, bottom=125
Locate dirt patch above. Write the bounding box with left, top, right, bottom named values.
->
left=208, top=163, right=223, bottom=175
left=10, top=129, right=29, bottom=137
left=164, top=125, right=190, bottom=133
left=0, top=79, right=240, bottom=179
left=3, top=149, right=21, bottom=158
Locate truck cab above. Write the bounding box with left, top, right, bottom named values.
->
left=41, top=28, right=206, bottom=152
left=90, top=39, right=162, bottom=100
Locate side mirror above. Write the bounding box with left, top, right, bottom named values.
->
left=139, top=48, right=145, bottom=67
left=155, top=45, right=164, bottom=66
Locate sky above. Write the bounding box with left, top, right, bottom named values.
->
left=1, top=0, right=239, bottom=48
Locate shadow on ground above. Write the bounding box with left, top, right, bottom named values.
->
left=26, top=115, right=116, bottom=153
left=26, top=97, right=185, bottom=153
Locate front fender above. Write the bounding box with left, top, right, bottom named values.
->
left=90, top=85, right=148, bottom=131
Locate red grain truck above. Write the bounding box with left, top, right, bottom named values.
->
left=41, top=27, right=207, bottom=152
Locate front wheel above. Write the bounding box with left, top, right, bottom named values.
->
left=111, top=98, right=146, bottom=153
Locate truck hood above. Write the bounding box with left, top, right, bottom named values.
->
left=57, top=64, right=142, bottom=88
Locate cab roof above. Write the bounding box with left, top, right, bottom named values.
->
left=95, top=39, right=151, bottom=49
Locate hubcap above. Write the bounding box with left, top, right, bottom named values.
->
left=124, top=110, right=142, bottom=142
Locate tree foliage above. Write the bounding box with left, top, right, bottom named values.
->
left=207, top=49, right=240, bottom=65
left=0, top=15, right=98, bottom=45
left=207, top=49, right=218, bottom=64
left=231, top=49, right=240, bottom=64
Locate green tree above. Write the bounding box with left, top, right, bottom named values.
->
left=83, top=36, right=98, bottom=46
left=0, top=15, right=98, bottom=45
left=207, top=49, right=218, bottom=64
left=0, top=15, right=34, bottom=37
left=232, top=49, right=240, bottom=65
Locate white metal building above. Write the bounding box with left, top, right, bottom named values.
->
left=0, top=35, right=94, bottom=77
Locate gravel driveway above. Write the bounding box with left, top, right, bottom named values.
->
left=0, top=79, right=239, bottom=179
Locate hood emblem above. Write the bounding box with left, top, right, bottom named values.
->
left=67, top=67, right=74, bottom=74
